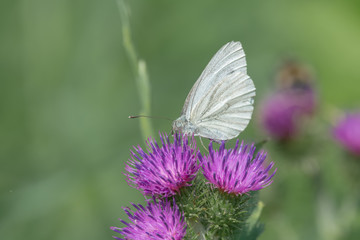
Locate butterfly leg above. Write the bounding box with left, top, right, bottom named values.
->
left=211, top=139, right=223, bottom=144
left=199, top=137, right=209, bottom=153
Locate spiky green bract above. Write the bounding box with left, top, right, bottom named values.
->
left=174, top=176, right=208, bottom=240
left=204, top=187, right=250, bottom=238
left=174, top=176, right=256, bottom=239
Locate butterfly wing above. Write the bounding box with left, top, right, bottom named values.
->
left=193, top=71, right=255, bottom=140
left=180, top=41, right=255, bottom=141
left=181, top=42, right=247, bottom=119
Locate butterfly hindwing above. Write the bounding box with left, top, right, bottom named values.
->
left=193, top=71, right=255, bottom=140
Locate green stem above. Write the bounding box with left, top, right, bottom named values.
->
left=117, top=0, right=154, bottom=139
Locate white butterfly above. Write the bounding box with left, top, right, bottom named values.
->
left=172, top=41, right=256, bottom=141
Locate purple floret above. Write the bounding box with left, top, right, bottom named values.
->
left=261, top=88, right=316, bottom=140
left=199, top=140, right=276, bottom=195
left=111, top=197, right=186, bottom=240
left=333, top=113, right=360, bottom=156
left=125, top=132, right=201, bottom=197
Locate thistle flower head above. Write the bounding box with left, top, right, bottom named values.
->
left=111, top=198, right=186, bottom=240
left=126, top=132, right=200, bottom=197
left=333, top=113, right=360, bottom=156
left=199, top=140, right=276, bottom=195
left=261, top=88, right=316, bottom=140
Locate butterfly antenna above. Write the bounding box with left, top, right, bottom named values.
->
left=128, top=115, right=173, bottom=121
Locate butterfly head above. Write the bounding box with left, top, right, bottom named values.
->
left=172, top=116, right=186, bottom=133
left=172, top=115, right=196, bottom=136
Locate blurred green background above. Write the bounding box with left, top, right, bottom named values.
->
left=1, top=0, right=360, bottom=239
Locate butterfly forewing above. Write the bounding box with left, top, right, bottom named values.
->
left=182, top=42, right=247, bottom=119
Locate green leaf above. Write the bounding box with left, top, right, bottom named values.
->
left=232, top=201, right=265, bottom=240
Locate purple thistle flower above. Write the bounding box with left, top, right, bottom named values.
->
left=111, top=197, right=187, bottom=240
left=125, top=132, right=200, bottom=197
left=260, top=88, right=316, bottom=140
left=333, top=113, right=360, bottom=156
left=199, top=140, right=276, bottom=195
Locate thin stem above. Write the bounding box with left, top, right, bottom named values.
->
left=117, top=0, right=154, bottom=139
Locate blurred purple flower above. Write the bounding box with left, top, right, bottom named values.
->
left=333, top=113, right=360, bottom=156
left=199, top=140, right=276, bottom=195
left=125, top=132, right=200, bottom=197
left=111, top=198, right=186, bottom=240
left=260, top=88, right=316, bottom=140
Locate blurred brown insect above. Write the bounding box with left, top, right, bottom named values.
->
left=275, top=59, right=314, bottom=91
